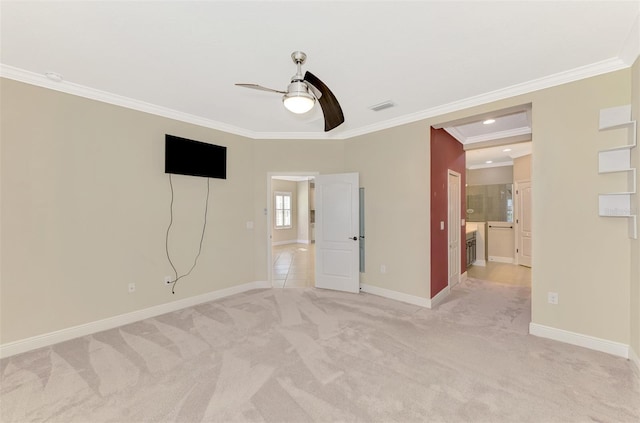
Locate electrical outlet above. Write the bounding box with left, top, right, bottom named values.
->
left=164, top=276, right=173, bottom=286
left=547, top=292, right=558, bottom=305
left=128, top=283, right=136, bottom=293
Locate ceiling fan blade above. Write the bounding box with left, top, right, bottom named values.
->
left=235, top=83, right=286, bottom=94
left=303, top=71, right=344, bottom=132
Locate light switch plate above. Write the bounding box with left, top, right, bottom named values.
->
left=440, top=221, right=445, bottom=230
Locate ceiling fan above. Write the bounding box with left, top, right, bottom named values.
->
left=236, top=51, right=344, bottom=132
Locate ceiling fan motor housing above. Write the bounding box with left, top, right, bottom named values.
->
left=283, top=81, right=315, bottom=114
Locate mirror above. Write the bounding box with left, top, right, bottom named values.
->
left=466, top=183, right=513, bottom=222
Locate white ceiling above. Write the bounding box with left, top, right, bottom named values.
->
left=1, top=1, right=638, bottom=139
left=465, top=141, right=532, bottom=170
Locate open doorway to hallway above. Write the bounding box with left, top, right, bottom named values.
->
left=272, top=243, right=315, bottom=288
left=467, top=261, right=531, bottom=286
left=434, top=104, right=533, bottom=289
left=268, top=174, right=317, bottom=288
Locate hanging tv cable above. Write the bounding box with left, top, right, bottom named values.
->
left=165, top=174, right=210, bottom=294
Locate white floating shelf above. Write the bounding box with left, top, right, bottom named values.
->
left=598, top=148, right=630, bottom=173
left=598, top=194, right=632, bottom=217
left=599, top=105, right=631, bottom=129
left=597, top=105, right=637, bottom=239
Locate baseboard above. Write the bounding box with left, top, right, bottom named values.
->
left=529, top=322, right=629, bottom=359
left=630, top=346, right=640, bottom=377
left=430, top=285, right=451, bottom=308
left=489, top=256, right=514, bottom=264
left=272, top=240, right=310, bottom=246
left=473, top=259, right=487, bottom=267
left=360, top=283, right=430, bottom=308
left=271, top=240, right=297, bottom=246
left=0, top=280, right=270, bottom=359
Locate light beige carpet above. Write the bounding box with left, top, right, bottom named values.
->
left=1, top=278, right=639, bottom=422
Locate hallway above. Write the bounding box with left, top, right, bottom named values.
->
left=272, top=243, right=315, bottom=288
left=467, top=261, right=531, bottom=287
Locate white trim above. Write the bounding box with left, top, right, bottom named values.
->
left=467, top=161, right=514, bottom=170
left=430, top=285, right=451, bottom=308
left=271, top=240, right=310, bottom=250
left=447, top=169, right=462, bottom=290
left=463, top=127, right=531, bottom=145
left=629, top=346, right=640, bottom=378
left=0, top=281, right=270, bottom=359
left=271, top=240, right=300, bottom=246
left=0, top=65, right=259, bottom=139
left=360, top=283, right=431, bottom=308
left=472, top=259, right=487, bottom=267
left=489, top=256, right=514, bottom=264
left=1, top=57, right=630, bottom=141
left=338, top=57, right=628, bottom=139
left=529, top=323, right=629, bottom=359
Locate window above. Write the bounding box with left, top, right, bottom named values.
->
left=274, top=192, right=292, bottom=229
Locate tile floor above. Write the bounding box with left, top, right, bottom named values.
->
left=467, top=260, right=531, bottom=286
left=272, top=243, right=315, bottom=288
left=272, top=243, right=530, bottom=289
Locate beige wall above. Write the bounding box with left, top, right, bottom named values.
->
left=513, top=154, right=532, bottom=182
left=1, top=79, right=256, bottom=343
left=411, top=70, right=632, bottom=344
left=345, top=122, right=431, bottom=298
left=2, top=66, right=637, bottom=354
left=630, top=56, right=640, bottom=362
left=467, top=166, right=513, bottom=185
left=251, top=140, right=344, bottom=282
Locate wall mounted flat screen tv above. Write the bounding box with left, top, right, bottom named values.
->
left=165, top=134, right=227, bottom=179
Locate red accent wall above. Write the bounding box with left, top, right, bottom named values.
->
left=430, top=127, right=466, bottom=298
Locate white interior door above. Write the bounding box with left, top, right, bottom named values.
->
left=315, top=173, right=360, bottom=293
left=448, top=170, right=461, bottom=287
left=516, top=181, right=532, bottom=267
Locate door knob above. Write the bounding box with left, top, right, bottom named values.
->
left=349, top=236, right=357, bottom=241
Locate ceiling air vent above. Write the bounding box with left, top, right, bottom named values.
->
left=369, top=100, right=396, bottom=112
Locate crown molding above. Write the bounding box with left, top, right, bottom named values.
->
left=463, top=127, right=532, bottom=145
left=338, top=57, right=629, bottom=139
left=509, top=150, right=532, bottom=160
left=467, top=160, right=514, bottom=170
left=0, top=64, right=262, bottom=139
left=1, top=56, right=631, bottom=141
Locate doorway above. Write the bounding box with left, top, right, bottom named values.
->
left=448, top=170, right=462, bottom=288
left=268, top=173, right=317, bottom=288
left=515, top=180, right=532, bottom=267
left=433, top=104, right=534, bottom=290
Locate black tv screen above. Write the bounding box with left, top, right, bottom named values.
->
left=165, top=135, right=227, bottom=179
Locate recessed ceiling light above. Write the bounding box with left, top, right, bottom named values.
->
left=502, top=148, right=512, bottom=152
left=483, top=119, right=496, bottom=125
left=485, top=160, right=493, bottom=164
left=44, top=72, right=63, bottom=82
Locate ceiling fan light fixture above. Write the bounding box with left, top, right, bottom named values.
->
left=283, top=81, right=315, bottom=114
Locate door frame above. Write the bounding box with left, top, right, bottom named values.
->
left=514, top=179, right=532, bottom=267
left=267, top=172, right=319, bottom=286
left=447, top=169, right=462, bottom=288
